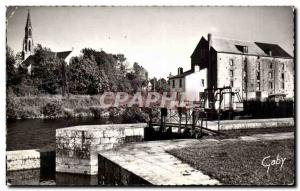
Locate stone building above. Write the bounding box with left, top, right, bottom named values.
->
left=22, top=10, right=34, bottom=60
left=169, top=33, right=294, bottom=101
left=20, top=10, right=73, bottom=74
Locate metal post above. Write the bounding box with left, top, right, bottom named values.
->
left=178, top=111, right=182, bottom=133
left=205, top=112, right=208, bottom=129
left=160, top=108, right=164, bottom=133
left=200, top=116, right=203, bottom=138
left=217, top=114, right=220, bottom=131
left=191, top=110, right=195, bottom=137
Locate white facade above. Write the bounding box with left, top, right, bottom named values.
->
left=169, top=67, right=207, bottom=101
left=185, top=68, right=207, bottom=101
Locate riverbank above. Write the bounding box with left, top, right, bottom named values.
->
left=6, top=95, right=153, bottom=122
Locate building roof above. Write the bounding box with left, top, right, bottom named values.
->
left=254, top=42, right=292, bottom=58
left=168, top=70, right=194, bottom=79
left=56, top=51, right=72, bottom=60
left=207, top=37, right=292, bottom=58
left=21, top=50, right=72, bottom=66
left=21, top=55, right=34, bottom=67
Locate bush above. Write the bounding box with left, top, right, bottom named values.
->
left=243, top=100, right=294, bottom=118
left=42, top=100, right=63, bottom=118
left=73, top=107, right=93, bottom=118
left=89, top=106, right=103, bottom=118
left=6, top=97, right=20, bottom=119
left=121, top=107, right=149, bottom=123
left=63, top=108, right=74, bottom=118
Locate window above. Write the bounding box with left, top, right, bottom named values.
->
left=282, top=64, right=285, bottom=70
left=281, top=82, right=285, bottom=89
left=256, top=71, right=260, bottom=80
left=172, top=80, right=175, bottom=88
left=230, top=70, right=234, bottom=77
left=256, top=82, right=260, bottom=91
left=268, top=72, right=273, bottom=79
left=269, top=82, right=273, bottom=89
left=243, top=46, right=248, bottom=53
left=229, top=59, right=234, bottom=66
left=281, top=73, right=284, bottom=79
left=230, top=80, right=234, bottom=87
left=201, top=79, right=205, bottom=87
left=179, top=79, right=182, bottom=88
left=257, top=62, right=260, bottom=70
left=235, top=45, right=248, bottom=53
left=269, top=63, right=273, bottom=69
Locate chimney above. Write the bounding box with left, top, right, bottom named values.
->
left=194, top=65, right=200, bottom=72
left=268, top=50, right=272, bottom=56
left=208, top=33, right=212, bottom=51
left=178, top=67, right=183, bottom=75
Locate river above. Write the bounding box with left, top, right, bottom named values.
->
left=6, top=118, right=121, bottom=151
left=6, top=118, right=124, bottom=186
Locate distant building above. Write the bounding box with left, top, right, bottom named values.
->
left=20, top=10, right=73, bottom=74
left=169, top=33, right=294, bottom=101
left=22, top=10, right=34, bottom=60
left=168, top=66, right=207, bottom=101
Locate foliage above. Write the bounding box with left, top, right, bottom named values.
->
left=6, top=46, right=17, bottom=87
left=121, top=106, right=149, bottom=123
left=68, top=56, right=109, bottom=94
left=149, top=77, right=169, bottom=93
left=42, top=100, right=63, bottom=118
left=30, top=44, right=65, bottom=94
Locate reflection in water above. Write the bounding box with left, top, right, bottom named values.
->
left=7, top=170, right=98, bottom=186
left=7, top=150, right=98, bottom=186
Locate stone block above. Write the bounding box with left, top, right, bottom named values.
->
left=56, top=123, right=147, bottom=175
left=6, top=150, right=40, bottom=171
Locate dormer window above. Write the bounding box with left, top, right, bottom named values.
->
left=235, top=45, right=248, bottom=54
left=243, top=46, right=248, bottom=53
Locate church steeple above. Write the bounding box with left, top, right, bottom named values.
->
left=26, top=9, right=32, bottom=28
left=22, top=9, right=34, bottom=60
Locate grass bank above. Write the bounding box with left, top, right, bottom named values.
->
left=168, top=138, right=294, bottom=185
left=6, top=95, right=153, bottom=122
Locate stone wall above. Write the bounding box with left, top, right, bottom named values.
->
left=6, top=150, right=40, bottom=171
left=56, top=123, right=146, bottom=175
left=216, top=53, right=294, bottom=100
left=98, top=154, right=151, bottom=186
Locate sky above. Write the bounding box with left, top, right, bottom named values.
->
left=6, top=6, right=294, bottom=78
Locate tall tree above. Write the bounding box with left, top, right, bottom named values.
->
left=6, top=46, right=16, bottom=88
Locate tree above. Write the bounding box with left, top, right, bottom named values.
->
left=30, top=44, right=63, bottom=94
left=68, top=56, right=110, bottom=94
left=6, top=46, right=17, bottom=88
left=127, top=62, right=148, bottom=92
left=80, top=48, right=136, bottom=93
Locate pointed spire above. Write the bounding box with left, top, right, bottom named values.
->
left=26, top=9, right=31, bottom=28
